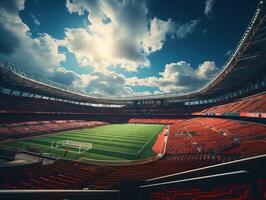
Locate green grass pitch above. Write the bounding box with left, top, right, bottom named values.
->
left=2, top=124, right=165, bottom=161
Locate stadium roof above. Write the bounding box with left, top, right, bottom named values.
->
left=0, top=0, right=265, bottom=104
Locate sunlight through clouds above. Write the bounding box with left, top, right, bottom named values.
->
left=0, top=0, right=226, bottom=97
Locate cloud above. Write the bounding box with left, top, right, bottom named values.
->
left=63, top=0, right=199, bottom=72
left=202, top=29, right=207, bottom=34
left=50, top=67, right=80, bottom=86
left=142, top=18, right=174, bottom=54
left=159, top=60, right=218, bottom=93
left=49, top=69, right=154, bottom=97
left=62, top=26, right=150, bottom=72
left=63, top=0, right=152, bottom=72
left=85, top=71, right=126, bottom=96
left=204, top=0, right=216, bottom=17
left=176, top=19, right=199, bottom=39
left=50, top=61, right=218, bottom=98
left=0, top=22, right=21, bottom=55
left=196, top=61, right=217, bottom=80
left=154, top=90, right=164, bottom=95
left=0, top=0, right=26, bottom=55
left=0, top=0, right=24, bottom=14
left=6, top=32, right=65, bottom=74
left=120, top=86, right=153, bottom=97
left=126, top=60, right=219, bottom=94
left=48, top=67, right=131, bottom=97
left=126, top=76, right=159, bottom=88
left=30, top=13, right=40, bottom=26
left=66, top=0, right=106, bottom=19
left=0, top=0, right=65, bottom=75
left=0, top=0, right=205, bottom=98
left=49, top=68, right=128, bottom=97
left=225, top=49, right=233, bottom=57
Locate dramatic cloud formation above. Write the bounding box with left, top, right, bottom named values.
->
left=0, top=0, right=217, bottom=97
left=63, top=0, right=199, bottom=72
left=64, top=0, right=153, bottom=71
left=49, top=60, right=218, bottom=97
left=205, top=0, right=216, bottom=17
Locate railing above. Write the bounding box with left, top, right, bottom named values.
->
left=138, top=154, right=266, bottom=199
left=139, top=170, right=259, bottom=200
left=141, top=170, right=250, bottom=189
left=0, top=189, right=120, bottom=200
left=145, top=154, right=266, bottom=184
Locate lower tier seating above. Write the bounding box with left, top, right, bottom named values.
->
left=165, top=118, right=266, bottom=158
left=0, top=161, right=110, bottom=189
left=92, top=159, right=216, bottom=189
left=0, top=120, right=107, bottom=140
left=0, top=159, right=216, bottom=190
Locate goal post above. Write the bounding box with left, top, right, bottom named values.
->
left=51, top=140, right=92, bottom=154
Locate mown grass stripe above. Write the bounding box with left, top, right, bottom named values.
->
left=64, top=132, right=150, bottom=141
left=26, top=138, right=141, bottom=153
left=59, top=133, right=147, bottom=145
left=38, top=135, right=144, bottom=150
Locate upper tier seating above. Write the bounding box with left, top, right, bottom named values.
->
left=0, top=94, right=87, bottom=113
left=128, top=118, right=186, bottom=124
left=0, top=94, right=122, bottom=115
left=0, top=120, right=107, bottom=140
left=1, top=92, right=265, bottom=121
left=196, top=93, right=266, bottom=116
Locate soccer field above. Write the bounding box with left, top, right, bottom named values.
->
left=2, top=124, right=165, bottom=161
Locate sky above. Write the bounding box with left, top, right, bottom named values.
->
left=0, top=0, right=259, bottom=97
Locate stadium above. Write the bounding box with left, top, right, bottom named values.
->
left=0, top=0, right=266, bottom=199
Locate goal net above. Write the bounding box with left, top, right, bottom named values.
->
left=51, top=140, right=92, bottom=154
